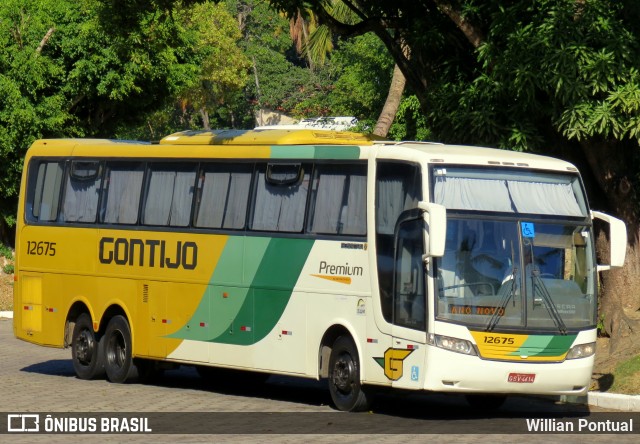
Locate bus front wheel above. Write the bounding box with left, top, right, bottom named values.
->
left=71, top=313, right=104, bottom=379
left=328, top=336, right=372, bottom=412
left=104, top=315, right=133, bottom=383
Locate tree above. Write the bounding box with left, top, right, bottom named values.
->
left=269, top=0, right=640, bottom=345
left=291, top=1, right=405, bottom=136
left=172, top=2, right=250, bottom=130
left=0, top=0, right=249, bottom=241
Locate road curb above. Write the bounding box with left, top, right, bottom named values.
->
left=559, top=392, right=640, bottom=412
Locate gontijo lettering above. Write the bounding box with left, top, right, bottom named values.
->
left=99, top=237, right=198, bottom=270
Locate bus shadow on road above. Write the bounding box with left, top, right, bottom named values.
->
left=19, top=359, right=592, bottom=419
left=21, top=359, right=76, bottom=378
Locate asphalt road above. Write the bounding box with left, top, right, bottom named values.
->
left=0, top=318, right=637, bottom=443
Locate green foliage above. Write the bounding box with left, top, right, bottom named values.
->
left=421, top=0, right=640, bottom=152
left=388, top=96, right=431, bottom=141
left=326, top=34, right=393, bottom=119
left=0, top=244, right=12, bottom=260
left=0, top=0, right=250, bottom=212
left=2, top=264, right=14, bottom=275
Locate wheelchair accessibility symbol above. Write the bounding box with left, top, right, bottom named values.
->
left=411, top=365, right=419, bottom=381
left=521, top=222, right=535, bottom=238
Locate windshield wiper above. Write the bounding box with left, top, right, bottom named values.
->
left=531, top=269, right=567, bottom=334
left=486, top=241, right=517, bottom=332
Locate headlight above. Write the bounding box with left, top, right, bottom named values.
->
left=566, top=342, right=596, bottom=359
left=428, top=333, right=477, bottom=356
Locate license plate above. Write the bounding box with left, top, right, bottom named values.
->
left=508, top=372, right=536, bottom=383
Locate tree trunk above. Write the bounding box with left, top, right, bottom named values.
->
left=580, top=139, right=640, bottom=349
left=200, top=107, right=210, bottom=130
left=373, top=64, right=406, bottom=138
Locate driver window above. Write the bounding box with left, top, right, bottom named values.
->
left=394, top=218, right=426, bottom=331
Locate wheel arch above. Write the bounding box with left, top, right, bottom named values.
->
left=318, top=323, right=363, bottom=379
left=64, top=300, right=93, bottom=348
left=64, top=299, right=133, bottom=347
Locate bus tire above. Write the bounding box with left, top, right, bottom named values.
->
left=71, top=313, right=104, bottom=379
left=104, top=315, right=133, bottom=383
left=328, top=335, right=372, bottom=412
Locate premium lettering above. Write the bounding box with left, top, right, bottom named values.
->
left=318, top=260, right=363, bottom=276
left=99, top=237, right=197, bottom=270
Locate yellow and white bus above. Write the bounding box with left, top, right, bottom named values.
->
left=13, top=129, right=626, bottom=411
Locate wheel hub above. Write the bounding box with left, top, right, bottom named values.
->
left=332, top=355, right=355, bottom=392
left=75, top=330, right=94, bottom=364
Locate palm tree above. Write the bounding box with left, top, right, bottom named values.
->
left=288, top=1, right=406, bottom=138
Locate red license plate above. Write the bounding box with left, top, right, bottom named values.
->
left=508, top=373, right=536, bottom=383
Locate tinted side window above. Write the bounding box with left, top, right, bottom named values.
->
left=28, top=160, right=64, bottom=222
left=250, top=163, right=310, bottom=232
left=61, top=160, right=102, bottom=223
left=100, top=162, right=144, bottom=224
left=194, top=163, right=253, bottom=229
left=142, top=163, right=197, bottom=227
left=307, top=163, right=367, bottom=236
left=375, top=162, right=422, bottom=323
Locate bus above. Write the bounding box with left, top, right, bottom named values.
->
left=13, top=129, right=626, bottom=411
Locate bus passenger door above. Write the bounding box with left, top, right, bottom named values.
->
left=390, top=215, right=428, bottom=390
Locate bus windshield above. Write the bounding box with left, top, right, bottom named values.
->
left=435, top=219, right=596, bottom=331
left=431, top=166, right=596, bottom=332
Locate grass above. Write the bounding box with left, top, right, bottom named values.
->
left=609, top=355, right=640, bottom=395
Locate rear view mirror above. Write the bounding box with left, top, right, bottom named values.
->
left=591, top=211, right=627, bottom=271
left=418, top=201, right=446, bottom=257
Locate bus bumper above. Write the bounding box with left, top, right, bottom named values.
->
left=423, top=345, right=593, bottom=395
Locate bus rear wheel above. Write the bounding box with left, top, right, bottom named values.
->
left=71, top=313, right=104, bottom=379
left=328, top=336, right=372, bottom=412
left=104, top=315, right=133, bottom=383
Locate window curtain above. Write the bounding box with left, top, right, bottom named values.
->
left=376, top=177, right=419, bottom=235
left=103, top=167, right=144, bottom=224
left=309, top=167, right=366, bottom=235
left=434, top=176, right=513, bottom=212
left=309, top=172, right=346, bottom=234
left=434, top=176, right=584, bottom=216
left=63, top=175, right=101, bottom=222
left=196, top=168, right=252, bottom=229
left=507, top=181, right=582, bottom=216
left=35, top=162, right=64, bottom=221
left=252, top=170, right=309, bottom=232
left=340, top=173, right=366, bottom=235
left=144, top=169, right=195, bottom=226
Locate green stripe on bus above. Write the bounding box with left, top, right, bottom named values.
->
left=509, top=334, right=576, bottom=357
left=169, top=237, right=314, bottom=345
left=271, top=145, right=360, bottom=159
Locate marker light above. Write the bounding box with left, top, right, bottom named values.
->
left=428, top=333, right=477, bottom=356
left=566, top=342, right=596, bottom=359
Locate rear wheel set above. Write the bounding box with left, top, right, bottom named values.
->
left=71, top=314, right=134, bottom=383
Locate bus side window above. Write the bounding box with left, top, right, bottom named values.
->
left=375, top=161, right=422, bottom=324
left=307, top=163, right=366, bottom=236
left=142, top=163, right=197, bottom=227
left=61, top=160, right=102, bottom=223
left=29, top=160, right=64, bottom=222
left=394, top=217, right=426, bottom=331
left=194, top=163, right=253, bottom=230
left=250, top=163, right=310, bottom=233
left=100, top=162, right=144, bottom=225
